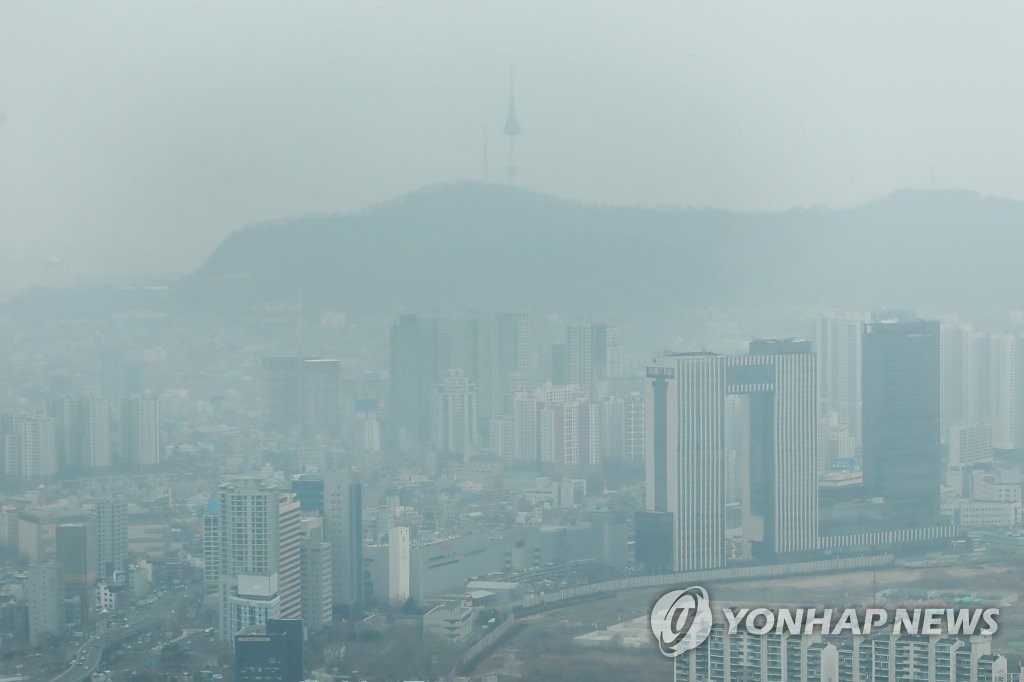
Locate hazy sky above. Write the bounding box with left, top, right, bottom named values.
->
left=1, top=1, right=1023, bottom=293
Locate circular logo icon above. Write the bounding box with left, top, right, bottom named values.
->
left=650, top=586, right=713, bottom=657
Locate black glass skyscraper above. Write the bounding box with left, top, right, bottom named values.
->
left=861, top=318, right=941, bottom=529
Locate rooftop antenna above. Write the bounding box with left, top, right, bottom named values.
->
left=504, top=66, right=521, bottom=181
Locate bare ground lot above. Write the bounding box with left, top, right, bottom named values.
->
left=474, top=561, right=1024, bottom=681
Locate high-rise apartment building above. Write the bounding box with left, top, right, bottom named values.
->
left=566, top=322, right=619, bottom=397
left=989, top=333, right=1024, bottom=451
left=675, top=626, right=1006, bottom=681
left=815, top=312, right=869, bottom=448
left=488, top=416, right=515, bottom=463
left=207, top=476, right=284, bottom=642
left=432, top=369, right=478, bottom=457
left=1, top=414, right=57, bottom=480
left=622, top=392, right=646, bottom=464
left=27, top=562, right=64, bottom=645
left=390, top=312, right=532, bottom=449
left=94, top=498, right=128, bottom=581
left=121, top=397, right=160, bottom=470
left=47, top=396, right=111, bottom=473
left=491, top=311, right=532, bottom=417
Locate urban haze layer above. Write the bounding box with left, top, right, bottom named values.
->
left=5, top=4, right=1024, bottom=682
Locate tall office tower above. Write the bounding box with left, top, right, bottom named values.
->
left=968, top=330, right=993, bottom=426
left=492, top=312, right=532, bottom=412
left=940, top=321, right=972, bottom=443
left=263, top=357, right=306, bottom=434
left=302, top=359, right=342, bottom=438
left=47, top=397, right=111, bottom=473
left=599, top=396, right=625, bottom=463
left=489, top=416, right=515, bottom=463
left=388, top=526, right=410, bottom=604
left=262, top=357, right=342, bottom=438
left=511, top=392, right=538, bottom=465
left=121, top=397, right=160, bottom=470
left=990, top=333, right=1024, bottom=451
left=56, top=523, right=97, bottom=624
left=814, top=312, right=869, bottom=448
left=566, top=322, right=620, bottom=397
left=210, top=476, right=283, bottom=641
left=234, top=619, right=304, bottom=682
left=277, top=494, right=302, bottom=620
left=645, top=354, right=726, bottom=572
left=324, top=470, right=363, bottom=609
left=27, top=562, right=64, bottom=645
left=645, top=340, right=818, bottom=570
left=743, top=340, right=818, bottom=558
left=622, top=392, right=646, bottom=464
left=431, top=369, right=478, bottom=457
left=94, top=498, right=128, bottom=581
left=389, top=314, right=445, bottom=446
left=299, top=518, right=332, bottom=632
left=862, top=318, right=941, bottom=529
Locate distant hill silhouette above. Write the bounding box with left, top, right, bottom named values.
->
left=177, top=183, right=1022, bottom=313
left=6, top=183, right=1024, bottom=315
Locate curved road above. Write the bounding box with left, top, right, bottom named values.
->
left=50, top=594, right=181, bottom=682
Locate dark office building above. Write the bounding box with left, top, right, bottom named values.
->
left=635, top=510, right=674, bottom=574
left=551, top=343, right=569, bottom=385
left=861, top=318, right=941, bottom=529
left=389, top=314, right=444, bottom=445
left=234, top=619, right=304, bottom=682
left=291, top=474, right=325, bottom=514
left=262, top=357, right=342, bottom=438
left=56, top=523, right=97, bottom=624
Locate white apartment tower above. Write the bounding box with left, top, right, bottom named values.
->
left=208, top=476, right=284, bottom=642
left=432, top=369, right=478, bottom=457
left=122, top=397, right=160, bottom=470
left=814, top=312, right=868, bottom=448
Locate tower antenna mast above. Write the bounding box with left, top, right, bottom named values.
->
left=504, top=66, right=521, bottom=181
